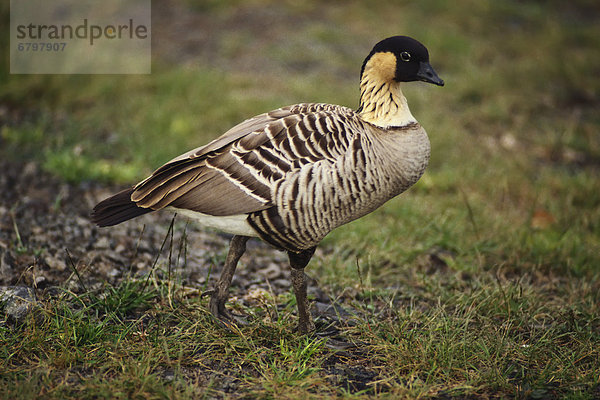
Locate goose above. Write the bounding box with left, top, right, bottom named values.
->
left=91, top=35, right=444, bottom=333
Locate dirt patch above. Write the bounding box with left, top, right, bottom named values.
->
left=0, top=160, right=304, bottom=298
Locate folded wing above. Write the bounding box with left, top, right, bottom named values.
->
left=128, top=103, right=359, bottom=217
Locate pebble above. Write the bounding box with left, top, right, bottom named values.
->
left=95, top=237, right=111, bottom=250
left=257, top=263, right=283, bottom=280
left=0, top=286, right=36, bottom=321
left=1, top=249, right=15, bottom=275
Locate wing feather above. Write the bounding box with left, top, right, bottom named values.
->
left=130, top=103, right=360, bottom=217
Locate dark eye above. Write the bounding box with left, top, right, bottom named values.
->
left=400, top=51, right=411, bottom=62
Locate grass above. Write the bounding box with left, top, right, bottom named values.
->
left=1, top=0, right=600, bottom=398
left=2, top=263, right=598, bottom=398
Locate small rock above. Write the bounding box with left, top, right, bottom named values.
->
left=106, top=268, right=121, bottom=278
left=34, top=276, right=47, bottom=287
left=0, top=286, right=36, bottom=321
left=271, top=279, right=289, bottom=289
left=162, top=369, right=175, bottom=382
left=1, top=249, right=15, bottom=275
left=257, top=263, right=282, bottom=280
left=95, top=237, right=111, bottom=250
left=46, top=255, right=67, bottom=272
left=135, top=261, right=147, bottom=271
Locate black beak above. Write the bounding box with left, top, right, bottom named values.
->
left=417, top=62, right=444, bottom=86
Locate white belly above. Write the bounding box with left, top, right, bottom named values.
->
left=168, top=207, right=259, bottom=237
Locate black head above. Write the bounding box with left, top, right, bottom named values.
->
left=361, top=36, right=444, bottom=86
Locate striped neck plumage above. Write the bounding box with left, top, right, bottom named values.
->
left=357, top=71, right=417, bottom=129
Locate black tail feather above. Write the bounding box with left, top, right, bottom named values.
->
left=91, top=187, right=153, bottom=227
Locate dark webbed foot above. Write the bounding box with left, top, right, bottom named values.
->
left=288, top=247, right=317, bottom=334
left=207, top=235, right=249, bottom=329
left=207, top=238, right=316, bottom=333
left=209, top=292, right=248, bottom=328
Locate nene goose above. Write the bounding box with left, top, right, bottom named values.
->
left=92, top=35, right=444, bottom=333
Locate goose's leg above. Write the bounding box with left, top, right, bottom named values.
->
left=288, top=247, right=317, bottom=334
left=209, top=235, right=249, bottom=325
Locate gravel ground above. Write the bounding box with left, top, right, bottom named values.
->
left=0, top=160, right=326, bottom=310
